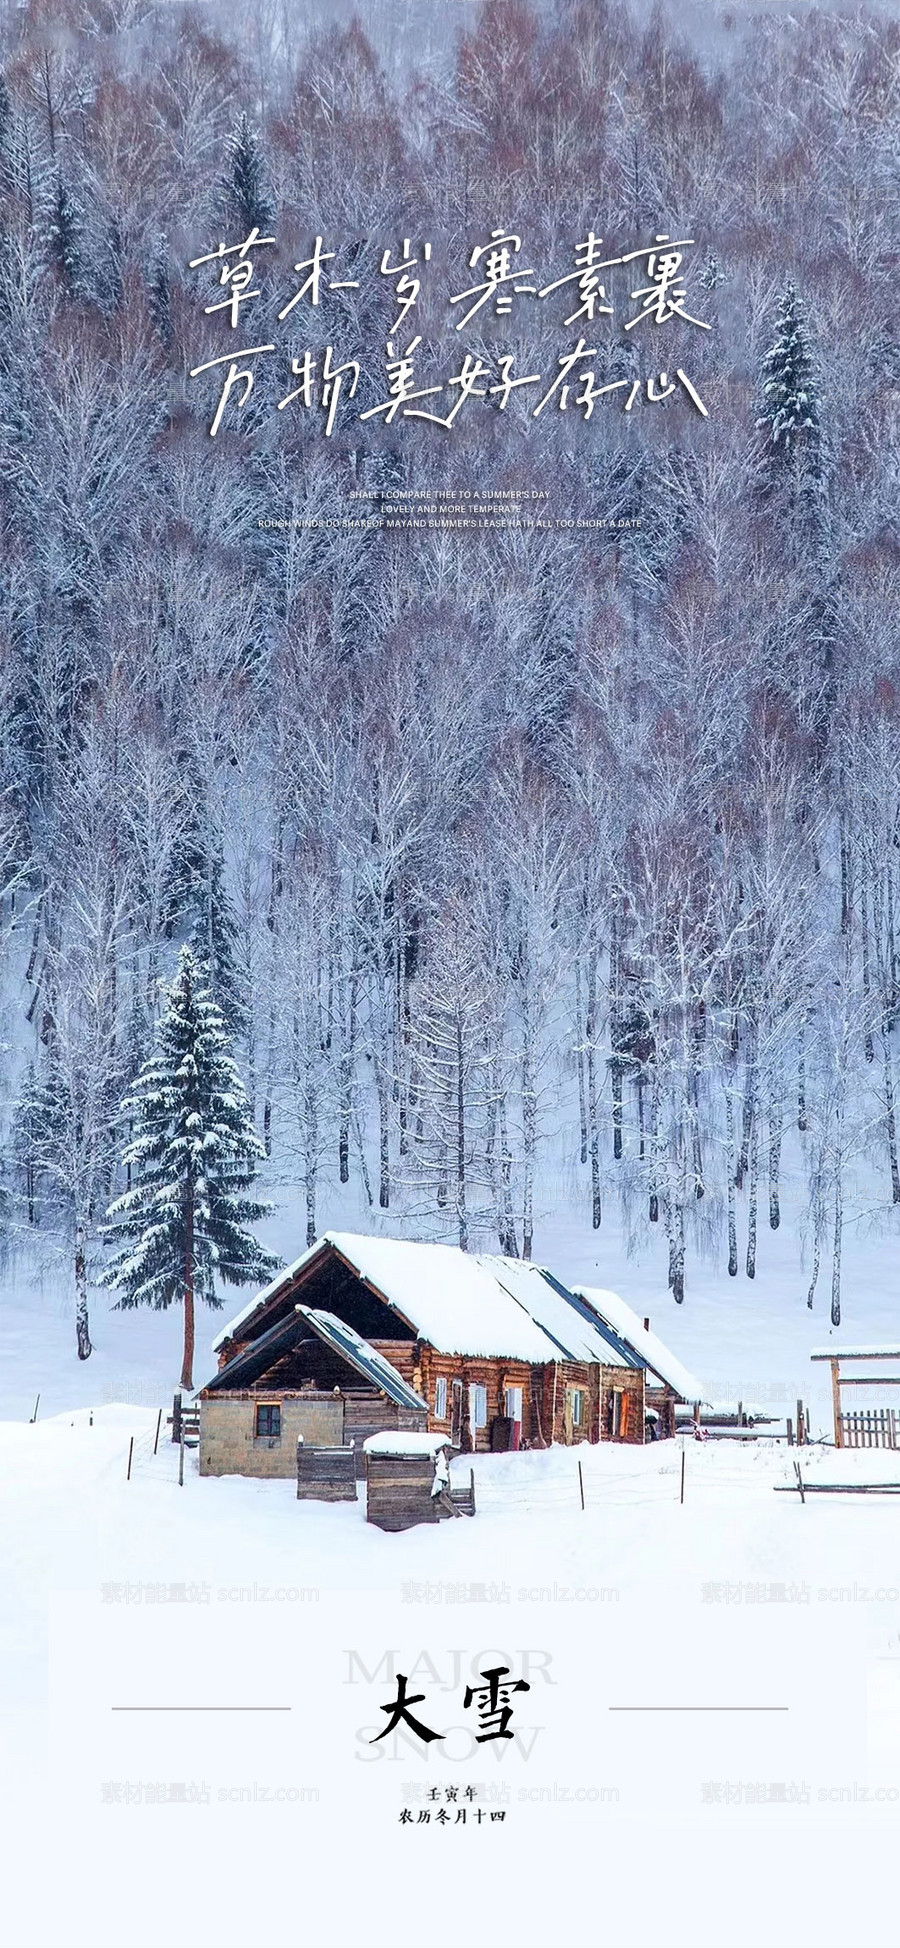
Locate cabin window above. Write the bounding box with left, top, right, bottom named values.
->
left=434, top=1376, right=448, bottom=1420
left=469, top=1383, right=488, bottom=1432
left=255, top=1403, right=282, bottom=1440
left=570, top=1387, right=584, bottom=1428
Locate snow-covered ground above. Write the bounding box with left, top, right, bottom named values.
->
left=3, top=1400, right=900, bottom=1948
left=4, top=1170, right=900, bottom=1947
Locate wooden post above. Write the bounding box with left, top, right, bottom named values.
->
left=794, top=1460, right=806, bottom=1505
left=178, top=1427, right=185, bottom=1487
left=693, top=1400, right=700, bottom=1430
left=126, top=1436, right=134, bottom=1482
left=796, top=1398, right=805, bottom=1446
left=578, top=1459, right=585, bottom=1510
left=737, top=1399, right=743, bottom=1429
left=30, top=1394, right=40, bottom=1423
left=172, top=1390, right=182, bottom=1445
left=153, top=1408, right=162, bottom=1456
left=680, top=1446, right=685, bottom=1505
left=830, top=1360, right=842, bottom=1448
left=786, top=1417, right=794, bottom=1446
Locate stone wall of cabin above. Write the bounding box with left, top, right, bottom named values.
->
left=198, top=1389, right=423, bottom=1477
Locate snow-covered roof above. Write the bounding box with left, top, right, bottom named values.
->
left=363, top=1431, right=453, bottom=1457
left=203, top=1304, right=427, bottom=1412
left=572, top=1285, right=703, bottom=1402
left=810, top=1346, right=900, bottom=1360
left=296, top=1307, right=427, bottom=1415
left=213, top=1232, right=646, bottom=1369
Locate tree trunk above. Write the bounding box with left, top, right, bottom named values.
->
left=807, top=1175, right=823, bottom=1310
left=839, top=814, right=851, bottom=936
left=575, top=959, right=588, bottom=1165
left=861, top=869, right=874, bottom=1063
left=768, top=1079, right=782, bottom=1230
left=883, top=1025, right=900, bottom=1203
left=745, top=1110, right=758, bottom=1280
left=610, top=908, right=622, bottom=1161
left=737, top=1040, right=756, bottom=1190
left=377, top=1063, right=390, bottom=1209
left=455, top=1013, right=468, bottom=1252
left=74, top=1218, right=92, bottom=1360
left=498, top=1092, right=517, bottom=1256
left=648, top=1055, right=659, bottom=1223
left=887, top=863, right=898, bottom=1019
left=689, top=1049, right=703, bottom=1198
left=305, top=1064, right=317, bottom=1248
left=585, top=955, right=601, bottom=1229
left=522, top=1020, right=536, bottom=1262
left=797, top=1011, right=807, bottom=1131
left=339, top=967, right=358, bottom=1185
left=830, top=1176, right=842, bottom=1328
left=725, top=1078, right=737, bottom=1276
left=666, top=1192, right=685, bottom=1304
left=181, top=1197, right=195, bottom=1391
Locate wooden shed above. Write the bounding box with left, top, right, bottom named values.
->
left=296, top=1439, right=358, bottom=1501
left=363, top=1431, right=475, bottom=1532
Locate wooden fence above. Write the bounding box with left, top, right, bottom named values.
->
left=840, top=1409, right=898, bottom=1450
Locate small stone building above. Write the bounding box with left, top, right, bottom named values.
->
left=205, top=1232, right=668, bottom=1467
left=198, top=1304, right=427, bottom=1477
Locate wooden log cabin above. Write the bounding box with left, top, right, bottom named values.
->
left=198, top=1233, right=701, bottom=1476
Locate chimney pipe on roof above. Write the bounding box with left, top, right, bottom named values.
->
left=643, top=1317, right=650, bottom=1333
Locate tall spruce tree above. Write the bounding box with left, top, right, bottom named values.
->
left=757, top=284, right=820, bottom=464
left=47, top=173, right=83, bottom=297
left=189, top=844, right=247, bottom=1039
left=225, top=114, right=273, bottom=233
left=101, top=947, right=276, bottom=1389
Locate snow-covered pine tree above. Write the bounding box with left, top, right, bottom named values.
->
left=225, top=114, right=273, bottom=233
left=46, top=173, right=83, bottom=297
left=10, top=1060, right=56, bottom=1227
left=147, top=235, right=173, bottom=347
left=101, top=947, right=277, bottom=1389
left=188, top=843, right=247, bottom=1039
left=757, top=285, right=820, bottom=463
left=0, top=74, right=12, bottom=184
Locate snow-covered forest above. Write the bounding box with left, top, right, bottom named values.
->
left=0, top=0, right=898, bottom=1353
